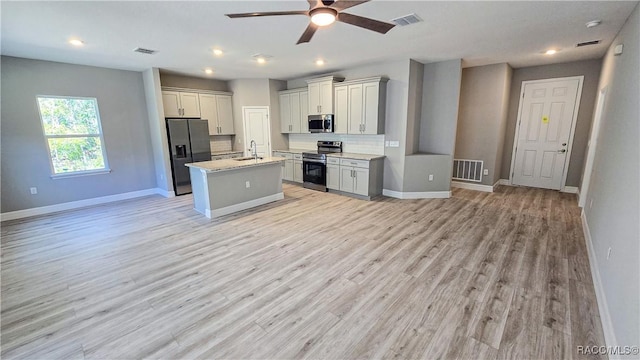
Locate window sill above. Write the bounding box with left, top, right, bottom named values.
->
left=51, top=169, right=112, bottom=179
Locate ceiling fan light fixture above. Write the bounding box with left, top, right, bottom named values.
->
left=310, top=8, right=337, bottom=27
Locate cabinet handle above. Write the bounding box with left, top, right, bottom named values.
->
left=362, top=124, right=365, bottom=132
left=317, top=105, right=320, bottom=113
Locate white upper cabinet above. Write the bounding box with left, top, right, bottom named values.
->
left=200, top=93, right=234, bottom=135
left=334, top=86, right=348, bottom=134
left=279, top=88, right=308, bottom=133
left=162, top=90, right=200, bottom=118
left=331, top=77, right=387, bottom=135
left=306, top=76, right=344, bottom=115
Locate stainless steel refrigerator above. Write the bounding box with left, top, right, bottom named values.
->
left=166, top=118, right=211, bottom=195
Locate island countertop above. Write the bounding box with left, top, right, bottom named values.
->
left=186, top=156, right=285, bottom=173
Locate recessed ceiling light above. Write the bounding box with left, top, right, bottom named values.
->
left=252, top=53, right=272, bottom=64
left=213, top=48, right=223, bottom=56
left=310, top=8, right=337, bottom=26
left=69, top=39, right=84, bottom=47
left=204, top=68, right=214, bottom=74
left=586, top=20, right=602, bottom=28
left=545, top=49, right=558, bottom=55
left=315, top=59, right=325, bottom=66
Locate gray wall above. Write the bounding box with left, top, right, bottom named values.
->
left=159, top=72, right=228, bottom=92
left=456, top=63, right=512, bottom=186
left=419, top=59, right=462, bottom=155
left=583, top=3, right=639, bottom=349
left=1, top=56, right=156, bottom=213
left=406, top=59, right=424, bottom=155
left=500, top=59, right=602, bottom=186
left=402, top=154, right=452, bottom=192
left=142, top=68, right=172, bottom=192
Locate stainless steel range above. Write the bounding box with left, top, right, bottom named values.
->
left=302, top=141, right=342, bottom=191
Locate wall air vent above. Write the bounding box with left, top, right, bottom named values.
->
left=576, top=40, right=601, bottom=47
left=391, top=13, right=423, bottom=27
left=133, top=47, right=157, bottom=55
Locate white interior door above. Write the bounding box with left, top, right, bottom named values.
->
left=511, top=77, right=583, bottom=190
left=243, top=107, right=271, bottom=157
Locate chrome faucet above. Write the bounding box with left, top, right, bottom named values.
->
left=249, top=140, right=258, bottom=160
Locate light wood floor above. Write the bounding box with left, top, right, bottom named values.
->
left=1, top=184, right=606, bottom=359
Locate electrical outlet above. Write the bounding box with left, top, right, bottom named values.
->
left=428, top=174, right=434, bottom=181
left=30, top=187, right=37, bottom=195
left=385, top=141, right=390, bottom=147
left=607, top=247, right=612, bottom=260
left=245, top=181, right=250, bottom=188
left=483, top=169, right=489, bottom=176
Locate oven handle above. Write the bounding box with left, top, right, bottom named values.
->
left=303, top=159, right=327, bottom=164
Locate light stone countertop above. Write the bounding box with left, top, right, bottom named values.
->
left=327, top=152, right=385, bottom=161
left=272, top=148, right=308, bottom=154
left=186, top=156, right=286, bottom=173
left=210, top=150, right=244, bottom=156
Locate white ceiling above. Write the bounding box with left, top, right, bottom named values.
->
left=1, top=1, right=638, bottom=81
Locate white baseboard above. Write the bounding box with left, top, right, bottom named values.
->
left=155, top=188, right=175, bottom=198
left=0, top=188, right=167, bottom=221
left=561, top=186, right=579, bottom=194
left=498, top=179, right=511, bottom=186
left=382, top=189, right=451, bottom=199
left=206, top=192, right=284, bottom=218
left=451, top=181, right=494, bottom=193
left=581, top=210, right=618, bottom=355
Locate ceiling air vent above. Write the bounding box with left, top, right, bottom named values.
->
left=576, top=40, right=601, bottom=47
left=391, top=13, right=423, bottom=27
left=133, top=47, right=157, bottom=55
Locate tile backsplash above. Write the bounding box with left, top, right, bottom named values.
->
left=288, top=134, right=385, bottom=155
left=210, top=136, right=233, bottom=152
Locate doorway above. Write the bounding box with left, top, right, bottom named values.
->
left=242, top=106, right=271, bottom=157
left=579, top=87, right=607, bottom=207
left=509, top=76, right=584, bottom=190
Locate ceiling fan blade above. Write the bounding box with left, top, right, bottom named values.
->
left=337, top=12, right=395, bottom=34
left=330, top=0, right=369, bottom=12
left=226, top=10, right=307, bottom=18
left=297, top=23, right=318, bottom=44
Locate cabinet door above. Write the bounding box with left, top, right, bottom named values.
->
left=362, top=82, right=380, bottom=134
left=290, top=92, right=301, bottom=133
left=308, top=83, right=320, bottom=115
left=353, top=167, right=370, bottom=196
left=179, top=92, right=201, bottom=118
left=340, top=166, right=354, bottom=193
left=284, top=159, right=294, bottom=181
left=216, top=95, right=234, bottom=135
left=319, top=81, right=333, bottom=114
left=198, top=94, right=219, bottom=135
left=293, top=160, right=303, bottom=183
left=348, top=84, right=363, bottom=134
left=299, top=91, right=309, bottom=133
left=162, top=91, right=181, bottom=117
left=280, top=93, right=292, bottom=133
left=327, top=164, right=340, bottom=190
left=334, top=86, right=348, bottom=134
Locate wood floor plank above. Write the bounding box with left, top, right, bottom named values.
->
left=0, top=184, right=605, bottom=359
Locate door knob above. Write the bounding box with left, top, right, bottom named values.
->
left=558, top=149, right=566, bottom=153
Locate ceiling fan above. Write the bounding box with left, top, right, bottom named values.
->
left=225, top=0, right=395, bottom=44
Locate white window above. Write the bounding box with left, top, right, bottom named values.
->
left=36, top=96, right=109, bottom=176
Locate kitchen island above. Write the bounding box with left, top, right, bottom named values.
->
left=186, top=157, right=285, bottom=218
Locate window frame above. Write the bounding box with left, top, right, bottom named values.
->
left=36, top=95, right=111, bottom=178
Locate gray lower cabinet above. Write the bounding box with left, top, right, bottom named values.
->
left=273, top=151, right=295, bottom=182
left=329, top=156, right=384, bottom=199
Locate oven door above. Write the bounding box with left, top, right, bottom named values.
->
left=303, top=159, right=327, bottom=191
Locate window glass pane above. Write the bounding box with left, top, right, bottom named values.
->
left=47, top=137, right=105, bottom=174
left=38, top=97, right=100, bottom=135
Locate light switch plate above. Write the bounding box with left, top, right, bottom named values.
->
left=390, top=141, right=400, bottom=147
left=385, top=141, right=390, bottom=147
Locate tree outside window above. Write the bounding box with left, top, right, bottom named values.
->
left=36, top=96, right=109, bottom=175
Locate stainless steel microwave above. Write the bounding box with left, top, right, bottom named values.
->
left=308, top=114, right=334, bottom=133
